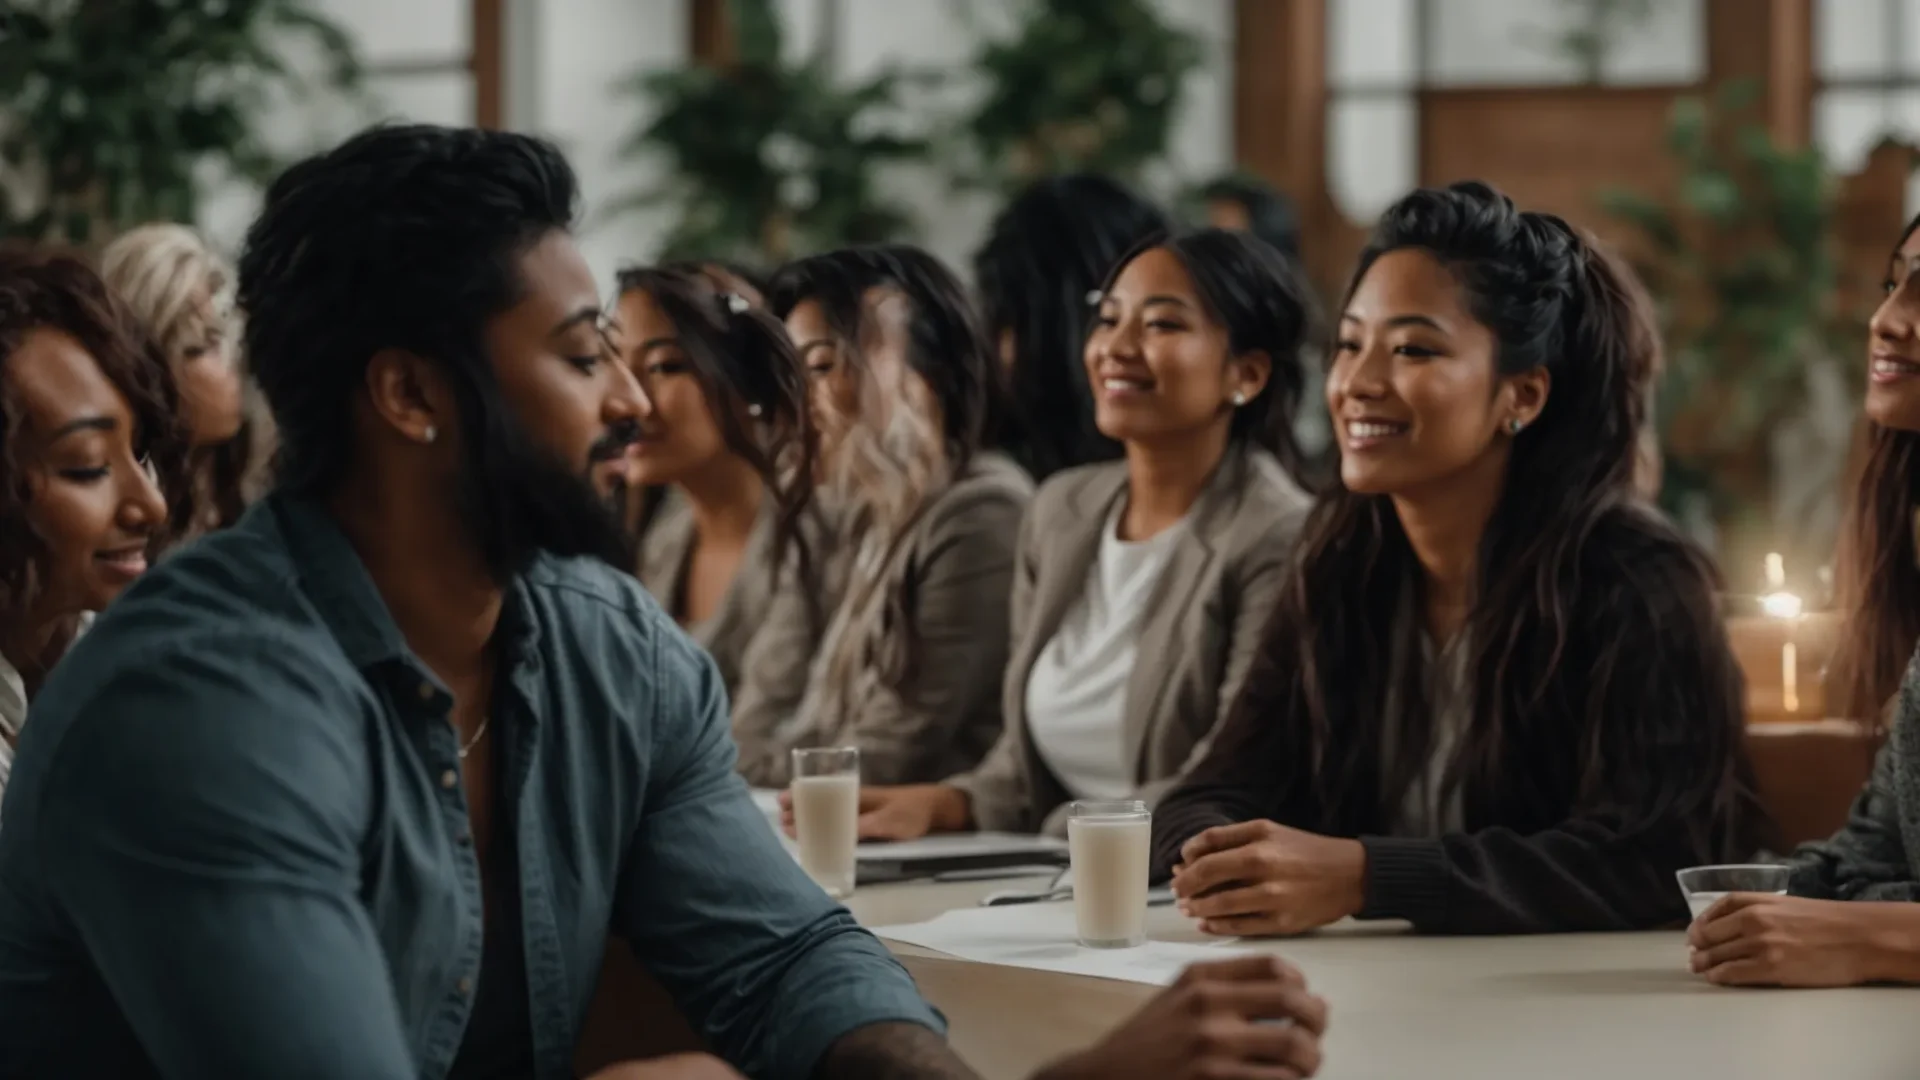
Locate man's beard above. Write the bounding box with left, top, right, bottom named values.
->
left=453, top=401, right=636, bottom=583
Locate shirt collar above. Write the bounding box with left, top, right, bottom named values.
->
left=263, top=494, right=547, bottom=703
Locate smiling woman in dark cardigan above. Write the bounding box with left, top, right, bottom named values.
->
left=1150, top=183, right=1767, bottom=937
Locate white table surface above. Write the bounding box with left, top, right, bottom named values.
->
left=844, top=875, right=1920, bottom=1080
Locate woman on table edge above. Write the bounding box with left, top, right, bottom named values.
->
left=1152, top=182, right=1765, bottom=938
left=1689, top=211, right=1920, bottom=987
left=854, top=228, right=1317, bottom=840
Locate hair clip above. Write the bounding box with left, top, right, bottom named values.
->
left=723, top=292, right=750, bottom=315
left=1084, top=289, right=1103, bottom=307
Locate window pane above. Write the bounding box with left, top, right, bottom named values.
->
left=1903, top=0, right=1920, bottom=72
left=1329, top=0, right=1417, bottom=90
left=1816, top=89, right=1895, bottom=174
left=365, top=71, right=475, bottom=127
left=1429, top=0, right=1579, bottom=86
left=317, top=0, right=470, bottom=63
left=1601, top=0, right=1705, bottom=85
left=1819, top=0, right=1892, bottom=80
left=1328, top=95, right=1418, bottom=223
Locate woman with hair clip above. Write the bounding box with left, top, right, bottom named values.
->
left=976, top=173, right=1172, bottom=482
left=742, top=244, right=1032, bottom=789
left=101, top=224, right=263, bottom=538
left=853, top=229, right=1317, bottom=841
left=613, top=265, right=818, bottom=702
left=1688, top=212, right=1920, bottom=987
left=1152, top=181, right=1764, bottom=937
left=0, top=247, right=184, bottom=806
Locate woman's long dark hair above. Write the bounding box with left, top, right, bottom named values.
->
left=613, top=265, right=819, bottom=608
left=1093, top=228, right=1316, bottom=484
left=1830, top=213, right=1920, bottom=725
left=975, top=173, right=1171, bottom=481
left=1236, top=182, right=1746, bottom=843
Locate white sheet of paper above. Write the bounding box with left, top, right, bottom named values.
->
left=871, top=901, right=1256, bottom=986
left=856, top=833, right=1068, bottom=863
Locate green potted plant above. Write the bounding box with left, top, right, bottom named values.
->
left=614, top=0, right=927, bottom=265
left=1602, top=80, right=1865, bottom=576
left=0, top=0, right=362, bottom=245
left=950, top=0, right=1201, bottom=191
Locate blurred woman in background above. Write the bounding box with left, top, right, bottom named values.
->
left=101, top=224, right=260, bottom=538
left=0, top=248, right=184, bottom=805
left=853, top=229, right=1317, bottom=840
left=975, top=173, right=1170, bottom=482
left=1197, top=173, right=1303, bottom=264
left=613, top=265, right=819, bottom=703
left=1686, top=211, right=1920, bottom=987
left=1153, top=183, right=1763, bottom=937
left=741, top=244, right=1031, bottom=788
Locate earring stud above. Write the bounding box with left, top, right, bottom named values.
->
left=1507, top=418, right=1524, bottom=435
left=1231, top=391, right=1248, bottom=407
left=747, top=403, right=764, bottom=418
left=423, top=425, right=438, bottom=444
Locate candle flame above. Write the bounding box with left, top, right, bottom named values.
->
left=1760, top=591, right=1803, bottom=620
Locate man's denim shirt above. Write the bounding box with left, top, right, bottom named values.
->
left=0, top=494, right=941, bottom=1079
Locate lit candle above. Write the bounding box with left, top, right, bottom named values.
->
left=1761, top=553, right=1802, bottom=715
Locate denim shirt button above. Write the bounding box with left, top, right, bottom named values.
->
left=439, top=769, right=458, bottom=790
left=456, top=975, right=473, bottom=997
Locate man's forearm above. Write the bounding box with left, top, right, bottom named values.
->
left=813, top=1022, right=980, bottom=1080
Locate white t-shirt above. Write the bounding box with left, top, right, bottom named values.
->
left=1024, top=504, right=1185, bottom=801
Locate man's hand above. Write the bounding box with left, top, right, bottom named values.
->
left=586, top=1052, right=746, bottom=1079
left=779, top=784, right=970, bottom=841
left=1688, top=893, right=1889, bottom=987
left=1034, top=956, right=1328, bottom=1080
left=1170, top=821, right=1366, bottom=937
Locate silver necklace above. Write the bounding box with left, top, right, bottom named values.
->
left=457, top=718, right=489, bottom=760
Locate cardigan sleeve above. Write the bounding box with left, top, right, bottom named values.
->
left=1356, top=550, right=1761, bottom=934
left=1789, top=672, right=1920, bottom=901
left=945, top=497, right=1043, bottom=833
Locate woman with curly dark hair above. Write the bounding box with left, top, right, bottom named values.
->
left=0, top=246, right=185, bottom=804
left=1152, top=182, right=1765, bottom=937
left=101, top=224, right=263, bottom=537
left=613, top=264, right=821, bottom=702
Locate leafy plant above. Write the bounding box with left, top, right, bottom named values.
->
left=1601, top=80, right=1861, bottom=550
left=0, top=0, right=362, bottom=246
left=1522, top=0, right=1659, bottom=83
left=952, top=0, right=1201, bottom=191
left=615, top=0, right=927, bottom=265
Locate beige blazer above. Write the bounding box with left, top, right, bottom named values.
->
left=733, top=452, right=1033, bottom=787
left=949, top=446, right=1310, bottom=835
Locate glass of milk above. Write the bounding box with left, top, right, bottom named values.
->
left=790, top=747, right=861, bottom=898
left=1068, top=800, right=1152, bottom=949
left=1675, top=863, right=1792, bottom=920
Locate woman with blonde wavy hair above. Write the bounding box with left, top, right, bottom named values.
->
left=734, top=244, right=1032, bottom=788
left=101, top=224, right=264, bottom=537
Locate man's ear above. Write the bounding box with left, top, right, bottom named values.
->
left=364, top=348, right=451, bottom=445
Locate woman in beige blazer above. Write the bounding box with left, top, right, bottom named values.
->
left=613, top=265, right=822, bottom=700
left=736, top=245, right=1032, bottom=788
left=852, top=229, right=1317, bottom=837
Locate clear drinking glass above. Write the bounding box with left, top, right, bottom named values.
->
left=1675, top=863, right=1792, bottom=920
left=790, top=747, right=861, bottom=898
left=1067, top=799, right=1151, bottom=948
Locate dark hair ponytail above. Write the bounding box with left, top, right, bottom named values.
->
left=613, top=266, right=819, bottom=606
